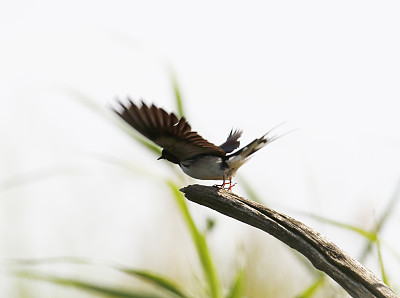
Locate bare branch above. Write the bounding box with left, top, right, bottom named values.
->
left=180, top=184, right=398, bottom=298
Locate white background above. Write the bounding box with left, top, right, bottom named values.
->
left=1, top=1, right=400, bottom=296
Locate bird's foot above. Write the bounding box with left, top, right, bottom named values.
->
left=214, top=180, right=236, bottom=191
left=213, top=182, right=224, bottom=188
left=226, top=182, right=236, bottom=191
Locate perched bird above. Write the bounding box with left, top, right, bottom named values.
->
left=113, top=100, right=280, bottom=190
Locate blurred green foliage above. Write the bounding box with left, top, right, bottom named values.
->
left=1, top=74, right=399, bottom=298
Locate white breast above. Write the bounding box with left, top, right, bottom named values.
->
left=179, top=156, right=226, bottom=180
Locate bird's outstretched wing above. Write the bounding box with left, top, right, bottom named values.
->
left=219, top=129, right=242, bottom=153
left=114, top=99, right=225, bottom=161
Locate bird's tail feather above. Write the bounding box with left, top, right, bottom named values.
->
left=229, top=123, right=287, bottom=159
left=233, top=136, right=269, bottom=159
left=224, top=124, right=294, bottom=175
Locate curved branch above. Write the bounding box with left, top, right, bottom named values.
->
left=180, top=185, right=398, bottom=298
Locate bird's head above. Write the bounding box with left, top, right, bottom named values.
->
left=157, top=149, right=180, bottom=164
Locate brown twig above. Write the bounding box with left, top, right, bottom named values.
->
left=180, top=184, right=398, bottom=298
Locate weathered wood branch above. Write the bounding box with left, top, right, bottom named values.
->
left=180, top=184, right=398, bottom=298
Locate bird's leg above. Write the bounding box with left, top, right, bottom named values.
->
left=222, top=176, right=228, bottom=189
left=225, top=178, right=231, bottom=190
left=214, top=177, right=236, bottom=191
left=226, top=177, right=236, bottom=191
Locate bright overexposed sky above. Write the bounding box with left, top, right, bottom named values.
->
left=1, top=1, right=400, bottom=296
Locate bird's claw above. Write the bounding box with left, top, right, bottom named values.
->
left=214, top=179, right=236, bottom=191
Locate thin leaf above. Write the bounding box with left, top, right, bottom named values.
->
left=16, top=271, right=162, bottom=298
left=360, top=178, right=400, bottom=261
left=81, top=152, right=163, bottom=180
left=120, top=269, right=189, bottom=298
left=61, top=87, right=109, bottom=118
left=0, top=166, right=82, bottom=192
left=169, top=71, right=184, bottom=117
left=236, top=176, right=263, bottom=204
left=375, top=234, right=389, bottom=286
left=167, top=181, right=221, bottom=298
left=62, top=86, right=189, bottom=181
left=290, top=250, right=321, bottom=278
left=302, top=213, right=376, bottom=241
left=226, top=269, right=244, bottom=298
left=61, top=86, right=162, bottom=156
left=297, top=275, right=325, bottom=298
left=304, top=212, right=395, bottom=286
left=127, top=134, right=162, bottom=156
left=376, top=178, right=400, bottom=230
left=0, top=154, right=166, bottom=194
left=381, top=240, right=400, bottom=263
left=4, top=257, right=188, bottom=298
left=205, top=217, right=216, bottom=234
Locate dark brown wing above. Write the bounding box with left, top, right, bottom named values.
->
left=113, top=99, right=225, bottom=161
left=219, top=129, right=242, bottom=153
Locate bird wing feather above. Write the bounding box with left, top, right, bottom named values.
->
left=114, top=99, right=225, bottom=161
left=219, top=129, right=243, bottom=153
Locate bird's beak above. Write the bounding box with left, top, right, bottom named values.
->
left=157, top=156, right=163, bottom=160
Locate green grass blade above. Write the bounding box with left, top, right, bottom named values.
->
left=61, top=87, right=161, bottom=156
left=205, top=217, right=217, bottom=234
left=61, top=87, right=109, bottom=118
left=297, top=275, right=325, bottom=298
left=0, top=154, right=165, bottom=193
left=375, top=234, right=389, bottom=285
left=16, top=271, right=162, bottom=298
left=236, top=176, right=263, bottom=204
left=0, top=166, right=82, bottom=192
left=119, top=269, right=189, bottom=298
left=4, top=257, right=188, bottom=298
left=303, top=212, right=393, bottom=285
left=302, top=213, right=376, bottom=241
left=169, top=71, right=184, bottom=117
left=82, top=152, right=162, bottom=180
left=376, top=178, right=400, bottom=231
left=167, top=181, right=221, bottom=298
left=290, top=250, right=321, bottom=278
left=360, top=179, right=400, bottom=261
left=226, top=269, right=244, bottom=298
left=126, top=134, right=162, bottom=156
left=381, top=240, right=400, bottom=262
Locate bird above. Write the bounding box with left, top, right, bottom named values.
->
left=113, top=99, right=280, bottom=190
